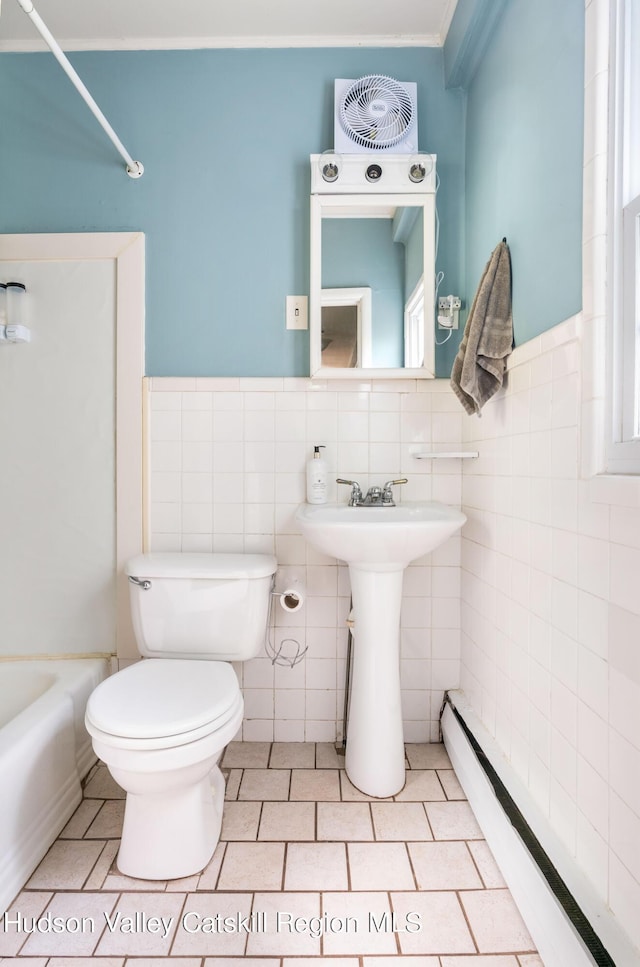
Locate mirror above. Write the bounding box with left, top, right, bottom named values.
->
left=310, top=190, right=436, bottom=379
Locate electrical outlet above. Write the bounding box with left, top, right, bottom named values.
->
left=437, top=295, right=461, bottom=330
left=286, top=295, right=308, bottom=330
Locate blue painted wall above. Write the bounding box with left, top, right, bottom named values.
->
left=460, top=0, right=584, bottom=343
left=0, top=48, right=465, bottom=376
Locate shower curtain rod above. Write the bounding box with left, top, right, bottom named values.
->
left=15, top=0, right=144, bottom=178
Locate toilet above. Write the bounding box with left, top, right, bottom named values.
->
left=85, top=551, right=277, bottom=880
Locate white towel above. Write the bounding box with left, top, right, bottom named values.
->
left=450, top=240, right=513, bottom=415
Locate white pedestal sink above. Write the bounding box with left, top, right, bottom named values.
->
left=295, top=501, right=466, bottom=798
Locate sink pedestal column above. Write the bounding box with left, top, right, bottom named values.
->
left=345, top=565, right=406, bottom=799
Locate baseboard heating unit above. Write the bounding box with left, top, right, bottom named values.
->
left=441, top=692, right=638, bottom=967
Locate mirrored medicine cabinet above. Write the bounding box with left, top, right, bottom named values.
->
left=310, top=152, right=437, bottom=380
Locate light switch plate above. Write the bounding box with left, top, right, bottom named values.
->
left=286, top=295, right=308, bottom=330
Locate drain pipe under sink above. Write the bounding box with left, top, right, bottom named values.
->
left=338, top=598, right=354, bottom=755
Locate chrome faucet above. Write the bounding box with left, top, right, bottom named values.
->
left=337, top=477, right=407, bottom=507
left=336, top=478, right=363, bottom=506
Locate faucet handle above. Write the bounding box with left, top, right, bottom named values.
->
left=336, top=478, right=363, bottom=505
left=382, top=478, right=408, bottom=504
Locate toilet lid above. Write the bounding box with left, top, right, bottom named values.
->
left=86, top=659, right=240, bottom=740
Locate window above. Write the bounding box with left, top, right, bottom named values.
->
left=404, top=276, right=426, bottom=370
left=607, top=0, right=640, bottom=472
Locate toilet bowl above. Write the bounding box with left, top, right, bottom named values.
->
left=85, top=552, right=276, bottom=880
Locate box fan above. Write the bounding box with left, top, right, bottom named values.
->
left=334, top=75, right=418, bottom=154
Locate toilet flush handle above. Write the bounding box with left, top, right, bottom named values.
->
left=128, top=576, right=152, bottom=590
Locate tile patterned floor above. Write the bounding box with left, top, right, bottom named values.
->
left=0, top=742, right=544, bottom=966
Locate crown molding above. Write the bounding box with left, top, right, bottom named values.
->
left=0, top=32, right=442, bottom=52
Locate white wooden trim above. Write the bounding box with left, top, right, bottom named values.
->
left=0, top=33, right=442, bottom=53
left=320, top=286, right=372, bottom=368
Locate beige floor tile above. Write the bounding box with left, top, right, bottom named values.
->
left=205, top=960, right=280, bottom=967
left=218, top=841, right=285, bottom=890
left=95, top=892, right=185, bottom=956
left=166, top=873, right=201, bottom=891
left=197, top=841, right=226, bottom=889
left=284, top=842, right=348, bottom=890
left=26, top=840, right=105, bottom=889
left=222, top=740, right=271, bottom=768
left=85, top=800, right=126, bottom=838
left=224, top=768, right=243, bottom=800
left=126, top=961, right=201, bottom=967
left=0, top=892, right=53, bottom=957
left=239, top=768, right=291, bottom=801
left=48, top=959, right=125, bottom=967
left=102, top=873, right=167, bottom=891
left=245, top=892, right=321, bottom=956
left=460, top=889, right=534, bottom=954
left=395, top=769, right=446, bottom=801
left=270, top=741, right=316, bottom=768
left=220, top=800, right=261, bottom=840
left=8, top=740, right=541, bottom=966
left=4, top=960, right=40, bottom=967
left=409, top=841, right=483, bottom=890
left=468, top=840, right=507, bottom=888
left=59, top=799, right=103, bottom=838
left=286, top=960, right=359, bottom=967
left=321, top=892, right=397, bottom=955
left=258, top=801, right=315, bottom=840
left=392, top=891, right=476, bottom=955
left=316, top=742, right=344, bottom=768
left=364, top=959, right=439, bottom=967
left=371, top=801, right=433, bottom=840
left=83, top=766, right=125, bottom=799
left=339, top=771, right=391, bottom=802
left=438, top=768, right=467, bottom=799
left=290, top=768, right=340, bottom=801
left=317, top=802, right=373, bottom=840
left=405, top=742, right=452, bottom=769
left=22, top=893, right=118, bottom=957
left=0, top=959, right=49, bottom=966
left=441, top=957, right=519, bottom=966
left=84, top=840, right=119, bottom=890
left=172, top=893, right=252, bottom=956
left=425, top=800, right=484, bottom=839
left=348, top=842, right=415, bottom=890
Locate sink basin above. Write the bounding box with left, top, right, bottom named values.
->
left=295, top=500, right=466, bottom=570
left=296, top=499, right=467, bottom=798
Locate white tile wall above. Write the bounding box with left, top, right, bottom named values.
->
left=459, top=318, right=640, bottom=950
left=147, top=376, right=464, bottom=745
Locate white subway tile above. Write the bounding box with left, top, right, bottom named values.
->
left=182, top=441, right=213, bottom=473
left=182, top=472, right=213, bottom=503
left=182, top=502, right=213, bottom=534
left=182, top=409, right=212, bottom=441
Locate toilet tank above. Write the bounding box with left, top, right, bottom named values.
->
left=125, top=553, right=277, bottom=661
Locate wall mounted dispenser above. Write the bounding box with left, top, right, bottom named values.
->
left=0, top=282, right=30, bottom=343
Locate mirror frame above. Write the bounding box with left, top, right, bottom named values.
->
left=310, top=192, right=436, bottom=379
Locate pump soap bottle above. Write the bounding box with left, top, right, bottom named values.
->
left=306, top=445, right=328, bottom=504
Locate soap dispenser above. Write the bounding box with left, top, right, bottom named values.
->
left=306, top=445, right=328, bottom=504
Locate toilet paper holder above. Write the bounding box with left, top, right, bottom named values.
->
left=271, top=586, right=304, bottom=613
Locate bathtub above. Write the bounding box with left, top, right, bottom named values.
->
left=0, top=658, right=109, bottom=914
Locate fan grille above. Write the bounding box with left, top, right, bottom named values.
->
left=339, top=75, right=415, bottom=150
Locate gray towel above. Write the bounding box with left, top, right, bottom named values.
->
left=450, top=240, right=513, bottom=415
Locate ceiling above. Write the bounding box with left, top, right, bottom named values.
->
left=0, top=0, right=459, bottom=51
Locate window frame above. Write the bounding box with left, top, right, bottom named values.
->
left=606, top=0, right=640, bottom=473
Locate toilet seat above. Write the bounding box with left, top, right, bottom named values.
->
left=85, top=658, right=242, bottom=751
